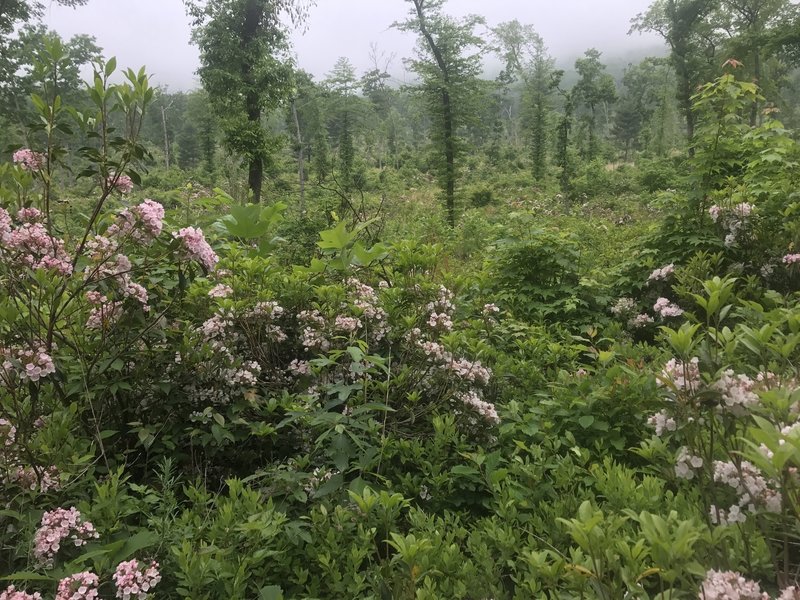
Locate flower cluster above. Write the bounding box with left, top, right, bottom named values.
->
left=629, top=313, right=654, bottom=328
left=107, top=173, right=134, bottom=194
left=675, top=446, right=703, bottom=479
left=7, top=465, right=60, bottom=492
left=106, top=199, right=164, bottom=244
left=56, top=571, right=99, bottom=600
left=174, top=227, right=218, bottom=271
left=0, top=207, right=11, bottom=245
left=654, top=297, right=684, bottom=318
left=713, top=370, right=758, bottom=415
left=0, top=418, right=16, bottom=447
left=33, top=507, right=99, bottom=566
left=648, top=263, right=675, bottom=282
left=348, top=278, right=389, bottom=341
left=416, top=338, right=492, bottom=386
left=458, top=390, right=500, bottom=425
left=709, top=202, right=755, bottom=248
left=0, top=585, right=42, bottom=600
left=783, top=253, right=800, bottom=266
left=4, top=218, right=72, bottom=275
left=86, top=301, right=123, bottom=330
left=1, top=346, right=56, bottom=382
left=698, top=569, right=768, bottom=600
left=334, top=315, right=362, bottom=333
left=611, top=297, right=636, bottom=316
left=208, top=284, right=232, bottom=298
left=299, top=309, right=330, bottom=352
left=482, top=303, right=499, bottom=316
left=660, top=357, right=701, bottom=393
left=647, top=410, right=677, bottom=436
left=112, top=559, right=161, bottom=599
left=779, top=587, right=800, bottom=600
left=711, top=460, right=781, bottom=525
left=12, top=149, right=45, bottom=171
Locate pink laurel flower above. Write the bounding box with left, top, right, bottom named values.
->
left=783, top=253, right=800, bottom=265
left=12, top=149, right=45, bottom=172
left=699, top=569, right=768, bottom=599
left=33, top=507, right=98, bottom=567
left=55, top=571, right=99, bottom=600
left=5, top=222, right=72, bottom=275
left=107, top=173, right=134, bottom=194
left=106, top=199, right=164, bottom=244
left=112, top=559, right=162, bottom=600
left=173, top=226, right=218, bottom=271
left=653, top=297, right=684, bottom=318
left=0, top=585, right=43, bottom=600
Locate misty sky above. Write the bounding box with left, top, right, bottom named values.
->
left=43, top=0, right=665, bottom=91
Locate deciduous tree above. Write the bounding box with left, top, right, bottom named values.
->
left=185, top=0, right=310, bottom=203
left=396, top=0, right=484, bottom=227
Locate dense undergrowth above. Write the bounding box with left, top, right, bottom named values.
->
left=2, top=54, right=800, bottom=600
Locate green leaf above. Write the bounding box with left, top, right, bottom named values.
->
left=578, top=415, right=595, bottom=428
left=0, top=572, right=55, bottom=582
left=259, top=585, right=284, bottom=600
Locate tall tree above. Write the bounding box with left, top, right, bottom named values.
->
left=714, top=0, right=796, bottom=124
left=0, top=0, right=87, bottom=37
left=396, top=0, right=484, bottom=227
left=573, top=48, right=617, bottom=160
left=185, top=0, right=309, bottom=203
left=0, top=25, right=100, bottom=134
left=615, top=56, right=676, bottom=156
left=632, top=0, right=719, bottom=153
left=492, top=20, right=559, bottom=179
left=325, top=57, right=360, bottom=193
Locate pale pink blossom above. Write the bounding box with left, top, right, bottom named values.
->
left=482, top=303, right=499, bottom=316
left=7, top=465, right=60, bottom=492
left=611, top=297, right=636, bottom=315
left=458, top=390, right=500, bottom=425
left=112, top=559, right=161, bottom=600
left=33, top=507, right=98, bottom=566
left=778, top=586, right=800, bottom=600
left=648, top=264, right=675, bottom=282
left=654, top=297, right=684, bottom=318
left=660, top=357, right=701, bottom=393
left=86, top=301, right=123, bottom=330
left=208, top=284, right=232, bottom=298
left=0, top=585, right=42, bottom=600
left=1, top=346, right=56, bottom=382
left=0, top=207, right=11, bottom=244
left=5, top=222, right=72, bottom=275
left=783, top=254, right=800, bottom=265
left=713, top=370, right=758, bottom=415
left=629, top=313, right=654, bottom=328
left=174, top=226, right=218, bottom=271
left=55, top=571, right=99, bottom=600
left=12, top=149, right=45, bottom=171
left=698, top=569, right=768, bottom=599
left=107, top=172, right=133, bottom=194
left=0, top=418, right=16, bottom=447
left=106, top=199, right=164, bottom=244
left=647, top=410, right=676, bottom=436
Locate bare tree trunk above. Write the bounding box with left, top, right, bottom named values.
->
left=161, top=105, right=170, bottom=169
left=291, top=98, right=306, bottom=213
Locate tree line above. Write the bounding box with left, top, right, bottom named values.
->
left=1, top=0, right=799, bottom=222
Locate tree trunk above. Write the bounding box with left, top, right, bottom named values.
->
left=161, top=105, right=170, bottom=169
left=413, top=0, right=458, bottom=227
left=750, top=49, right=762, bottom=126
left=246, top=89, right=262, bottom=203
left=291, top=98, right=306, bottom=213
left=442, top=89, right=455, bottom=228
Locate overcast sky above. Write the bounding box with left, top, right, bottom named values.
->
left=43, top=0, right=665, bottom=91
